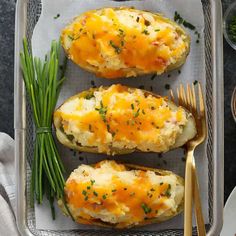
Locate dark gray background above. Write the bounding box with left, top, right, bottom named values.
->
left=0, top=0, right=235, bottom=202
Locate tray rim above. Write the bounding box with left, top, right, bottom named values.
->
left=14, top=0, right=224, bottom=235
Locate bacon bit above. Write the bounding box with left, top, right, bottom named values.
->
left=155, top=57, right=167, bottom=66
left=152, top=41, right=160, bottom=46
left=81, top=16, right=88, bottom=26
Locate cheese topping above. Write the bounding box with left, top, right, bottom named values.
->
left=65, top=160, right=184, bottom=227
left=54, top=84, right=188, bottom=154
left=61, top=8, right=189, bottom=78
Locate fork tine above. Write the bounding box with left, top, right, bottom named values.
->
left=180, top=84, right=187, bottom=107
left=169, top=89, right=175, bottom=103
left=178, top=84, right=186, bottom=107
left=177, top=87, right=181, bottom=106
left=187, top=84, right=193, bottom=112
left=198, top=82, right=205, bottom=117
left=191, top=84, right=197, bottom=112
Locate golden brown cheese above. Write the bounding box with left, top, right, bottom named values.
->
left=61, top=7, right=190, bottom=79
left=63, top=160, right=184, bottom=228
left=54, top=84, right=190, bottom=154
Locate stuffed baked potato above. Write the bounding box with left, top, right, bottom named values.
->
left=61, top=7, right=190, bottom=79
left=54, top=84, right=196, bottom=155
left=59, top=160, right=184, bottom=228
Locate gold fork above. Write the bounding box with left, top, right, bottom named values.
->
left=170, top=83, right=207, bottom=236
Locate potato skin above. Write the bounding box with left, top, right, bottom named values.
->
left=58, top=162, right=184, bottom=228
left=61, top=7, right=190, bottom=79
left=54, top=86, right=196, bottom=155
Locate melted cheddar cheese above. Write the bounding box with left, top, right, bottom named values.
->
left=54, top=84, right=188, bottom=154
left=64, top=160, right=184, bottom=227
left=61, top=8, right=190, bottom=78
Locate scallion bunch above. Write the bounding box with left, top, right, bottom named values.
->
left=20, top=38, right=67, bottom=218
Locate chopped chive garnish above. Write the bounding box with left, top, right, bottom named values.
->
left=134, top=108, right=140, bottom=118
left=131, top=104, right=134, bottom=110
left=102, top=194, right=107, bottom=199
left=87, top=186, right=91, bottom=190
left=158, top=153, right=163, bottom=158
left=174, top=11, right=196, bottom=30
left=109, top=40, right=122, bottom=54
left=142, top=29, right=150, bottom=35
left=95, top=101, right=107, bottom=122
left=54, top=13, right=60, bottom=19
left=165, top=184, right=172, bottom=197
left=82, top=190, right=87, bottom=196
left=118, top=29, right=124, bottom=36
left=183, top=21, right=196, bottom=30
left=165, top=84, right=170, bottom=90
left=150, top=74, right=156, bottom=80
left=85, top=93, right=95, bottom=100
left=141, top=203, right=152, bottom=214
left=93, top=191, right=98, bottom=196
left=91, top=180, right=95, bottom=185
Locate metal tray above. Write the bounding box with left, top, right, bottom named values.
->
left=14, top=0, right=224, bottom=235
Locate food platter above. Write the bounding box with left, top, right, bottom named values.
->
left=14, top=0, right=224, bottom=235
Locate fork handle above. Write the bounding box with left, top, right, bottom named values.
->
left=192, top=157, right=206, bottom=236
left=184, top=150, right=193, bottom=236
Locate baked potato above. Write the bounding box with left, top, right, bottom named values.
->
left=54, top=84, right=196, bottom=155
left=58, top=160, right=184, bottom=228
left=61, top=7, right=190, bottom=79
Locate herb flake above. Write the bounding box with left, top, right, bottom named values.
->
left=141, top=203, right=152, bottom=214
left=109, top=40, right=122, bottom=54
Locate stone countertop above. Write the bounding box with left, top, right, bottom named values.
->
left=0, top=0, right=235, bottom=202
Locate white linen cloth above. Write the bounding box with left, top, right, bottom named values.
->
left=0, top=132, right=19, bottom=236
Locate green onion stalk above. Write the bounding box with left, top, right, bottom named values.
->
left=20, top=38, right=67, bottom=219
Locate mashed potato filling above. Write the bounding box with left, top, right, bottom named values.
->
left=54, top=84, right=188, bottom=154
left=64, top=160, right=184, bottom=227
left=61, top=8, right=189, bottom=78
